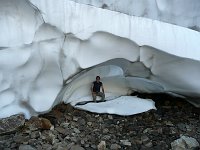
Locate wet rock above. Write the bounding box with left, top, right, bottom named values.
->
left=25, top=116, right=53, bottom=131
left=102, top=135, right=111, bottom=140
left=177, top=123, right=186, bottom=132
left=30, top=131, right=40, bottom=139
left=55, top=126, right=67, bottom=135
left=0, top=114, right=25, bottom=135
left=28, top=139, right=38, bottom=146
left=97, top=141, right=106, bottom=150
left=110, top=143, right=121, bottom=150
left=185, top=124, right=193, bottom=132
left=143, top=128, right=153, bottom=134
left=41, top=130, right=57, bottom=144
left=60, top=122, right=70, bottom=128
left=141, top=135, right=150, bottom=143
left=102, top=128, right=109, bottom=134
left=108, top=115, right=113, bottom=120
left=120, top=139, right=131, bottom=146
left=79, top=119, right=86, bottom=125
left=19, top=144, right=36, bottom=150
left=171, top=136, right=199, bottom=150
left=13, top=134, right=30, bottom=144
left=144, top=141, right=153, bottom=148
left=0, top=134, right=13, bottom=141
left=91, top=144, right=97, bottom=149
left=87, top=122, right=92, bottom=126
left=164, top=121, right=174, bottom=126
left=70, top=144, right=85, bottom=150
left=73, top=128, right=81, bottom=134
left=42, top=143, right=52, bottom=149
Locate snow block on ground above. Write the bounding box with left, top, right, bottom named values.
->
left=75, top=96, right=156, bottom=116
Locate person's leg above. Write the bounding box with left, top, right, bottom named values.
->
left=92, top=92, right=97, bottom=102
left=97, top=92, right=105, bottom=101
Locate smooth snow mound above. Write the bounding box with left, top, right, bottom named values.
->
left=74, top=96, right=156, bottom=116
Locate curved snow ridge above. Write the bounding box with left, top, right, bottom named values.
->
left=30, top=0, right=200, bottom=61
left=58, top=40, right=200, bottom=108
left=75, top=96, right=156, bottom=116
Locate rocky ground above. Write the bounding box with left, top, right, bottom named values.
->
left=0, top=93, right=200, bottom=150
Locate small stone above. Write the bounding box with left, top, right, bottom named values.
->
left=70, top=137, right=78, bottom=142
left=64, top=136, right=70, bottom=140
left=99, top=117, right=103, bottom=122
left=141, top=135, right=149, bottom=143
left=120, top=140, right=131, bottom=146
left=79, top=119, right=86, bottom=125
left=164, top=121, right=174, bottom=126
left=171, top=136, right=200, bottom=150
left=55, top=127, right=67, bottom=135
left=103, top=128, right=109, bottom=134
left=135, top=139, right=143, bottom=145
left=102, top=135, right=111, bottom=140
left=108, top=115, right=113, bottom=120
left=70, top=144, right=85, bottom=150
left=177, top=123, right=186, bottom=132
left=42, top=143, right=52, bottom=150
left=61, top=122, right=70, bottom=128
left=28, top=139, right=38, bottom=146
left=91, top=144, right=97, bottom=149
left=81, top=139, right=85, bottom=145
left=110, top=143, right=121, bottom=150
left=143, top=128, right=152, bottom=134
left=11, top=143, right=17, bottom=148
left=74, top=128, right=81, bottom=134
left=73, top=117, right=79, bottom=122
left=41, top=130, right=57, bottom=144
left=144, top=141, right=153, bottom=148
left=13, top=135, right=29, bottom=144
left=186, top=124, right=193, bottom=132
left=97, top=141, right=106, bottom=150
left=87, top=122, right=92, bottom=126
left=31, top=131, right=40, bottom=139
left=84, top=143, right=89, bottom=148
left=170, top=127, right=177, bottom=134
left=19, top=144, right=36, bottom=150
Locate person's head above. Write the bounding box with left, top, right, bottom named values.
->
left=96, top=76, right=100, bottom=82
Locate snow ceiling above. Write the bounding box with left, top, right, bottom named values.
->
left=0, top=0, right=200, bottom=119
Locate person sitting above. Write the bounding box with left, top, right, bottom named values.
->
left=91, top=76, right=105, bottom=102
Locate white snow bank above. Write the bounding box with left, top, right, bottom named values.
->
left=0, top=0, right=43, bottom=47
left=30, top=0, right=200, bottom=61
left=71, top=0, right=200, bottom=31
left=75, top=96, right=156, bottom=116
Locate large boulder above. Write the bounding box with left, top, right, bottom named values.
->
left=0, top=114, right=25, bottom=135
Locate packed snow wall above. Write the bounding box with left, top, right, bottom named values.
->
left=0, top=0, right=200, bottom=118
left=72, top=0, right=200, bottom=31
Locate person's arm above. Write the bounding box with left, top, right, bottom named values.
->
left=101, top=84, right=105, bottom=93
left=91, top=83, right=94, bottom=92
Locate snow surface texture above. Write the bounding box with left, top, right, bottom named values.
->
left=0, top=0, right=200, bottom=119
left=71, top=0, right=200, bottom=32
